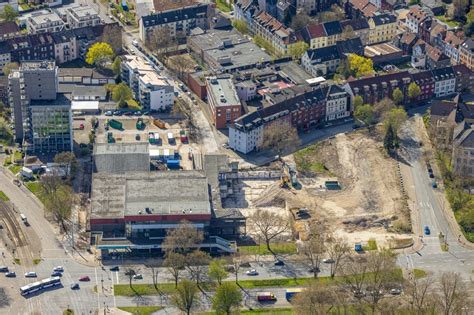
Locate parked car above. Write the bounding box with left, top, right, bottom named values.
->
left=432, top=181, right=437, bottom=188
left=390, top=288, right=402, bottom=295
left=274, top=260, right=285, bottom=266
left=71, top=283, right=80, bottom=290
left=429, top=172, right=434, bottom=178
left=51, top=271, right=62, bottom=277
left=308, top=267, right=320, bottom=273
left=124, top=111, right=133, bottom=116
left=132, top=40, right=139, bottom=47
left=105, top=111, right=113, bottom=116
left=110, top=266, right=120, bottom=271
left=79, top=276, right=90, bottom=281
left=53, top=266, right=64, bottom=272
left=133, top=274, right=143, bottom=280
left=5, top=271, right=16, bottom=277
left=0, top=266, right=8, bottom=272
left=245, top=269, right=259, bottom=276
left=113, top=111, right=123, bottom=116
left=25, top=271, right=37, bottom=278
left=323, top=258, right=335, bottom=264
left=133, top=111, right=142, bottom=116
left=424, top=226, right=431, bottom=235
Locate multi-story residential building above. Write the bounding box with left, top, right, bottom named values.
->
left=61, top=4, right=101, bottom=29
left=252, top=11, right=301, bottom=56
left=29, top=94, right=72, bottom=153
left=139, top=3, right=210, bottom=42
left=121, top=55, right=174, bottom=111
left=301, top=45, right=340, bottom=76
left=406, top=6, right=429, bottom=34
left=344, top=0, right=377, bottom=19
left=0, top=21, right=20, bottom=40
left=229, top=84, right=347, bottom=153
left=368, top=13, right=397, bottom=44
left=0, top=23, right=122, bottom=73
left=206, top=76, right=241, bottom=129
left=432, top=67, right=456, bottom=97
left=325, top=85, right=351, bottom=121
left=302, top=23, right=327, bottom=49
left=27, top=11, right=65, bottom=34
left=441, top=31, right=463, bottom=65
left=234, top=0, right=259, bottom=33
left=322, top=21, right=341, bottom=46
left=453, top=64, right=474, bottom=93
left=301, top=38, right=364, bottom=76
left=452, top=122, right=474, bottom=176
left=234, top=80, right=257, bottom=101
left=411, top=70, right=435, bottom=102
left=344, top=71, right=412, bottom=105
left=460, top=39, right=474, bottom=72
left=9, top=61, right=58, bottom=141
left=340, top=18, right=370, bottom=45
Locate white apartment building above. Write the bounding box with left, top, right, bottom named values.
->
left=60, top=4, right=101, bottom=29
left=121, top=55, right=174, bottom=111
left=27, top=11, right=65, bottom=34
left=432, top=67, right=456, bottom=97
left=405, top=6, right=428, bottom=34
left=325, top=86, right=350, bottom=121
left=229, top=123, right=263, bottom=154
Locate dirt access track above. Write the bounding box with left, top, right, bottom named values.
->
left=296, top=129, right=410, bottom=245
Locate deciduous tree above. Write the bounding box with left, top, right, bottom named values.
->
left=348, top=54, right=374, bottom=78
left=185, top=250, right=210, bottom=288
left=452, top=0, right=469, bottom=19
left=112, top=83, right=133, bottom=108
left=111, top=57, right=121, bottom=76
left=162, top=220, right=204, bottom=254
left=288, top=41, right=309, bottom=60
left=170, top=280, right=200, bottom=315
left=353, top=95, right=364, bottom=109
left=43, top=184, right=75, bottom=233
left=208, top=259, right=228, bottom=286
left=392, top=88, right=404, bottom=105
left=249, top=209, right=289, bottom=255
left=54, top=151, right=78, bottom=179
left=3, top=62, right=18, bottom=76
left=383, top=107, right=408, bottom=133
left=163, top=252, right=186, bottom=288
left=293, top=281, right=344, bottom=315
left=232, top=19, right=248, bottom=34
left=405, top=275, right=438, bottom=314
left=299, top=223, right=326, bottom=278
left=290, top=12, right=311, bottom=31
left=354, top=104, right=375, bottom=125
left=341, top=25, right=355, bottom=40
left=438, top=272, right=466, bottom=315
left=86, top=42, right=115, bottom=67
left=212, top=282, right=242, bottom=315
left=261, top=120, right=301, bottom=155
left=229, top=252, right=243, bottom=283
left=326, top=235, right=350, bottom=278
left=408, top=82, right=421, bottom=100
left=374, top=97, right=396, bottom=120
left=0, top=5, right=18, bottom=22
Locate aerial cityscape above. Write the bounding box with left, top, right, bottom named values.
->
left=0, top=0, right=473, bottom=313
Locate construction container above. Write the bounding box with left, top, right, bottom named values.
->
left=136, top=118, right=145, bottom=130
left=107, top=132, right=115, bottom=143
left=167, top=159, right=180, bottom=169
left=179, top=130, right=188, bottom=143
left=153, top=119, right=166, bottom=129
left=154, top=133, right=160, bottom=144
left=167, top=132, right=175, bottom=144
left=148, top=132, right=155, bottom=144
left=109, top=119, right=123, bottom=130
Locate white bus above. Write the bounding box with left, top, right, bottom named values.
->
left=20, top=277, right=61, bottom=296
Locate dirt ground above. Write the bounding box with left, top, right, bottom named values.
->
left=226, top=128, right=411, bottom=247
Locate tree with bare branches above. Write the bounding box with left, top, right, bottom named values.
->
left=326, top=235, right=350, bottom=278
left=162, top=221, right=204, bottom=254
left=229, top=252, right=243, bottom=284
left=185, top=250, right=211, bottom=288
left=298, top=224, right=326, bottom=279
left=404, top=275, right=438, bottom=314
left=293, top=281, right=346, bottom=315
left=163, top=252, right=186, bottom=288
left=261, top=120, right=301, bottom=155
left=170, top=279, right=200, bottom=315
left=438, top=272, right=466, bottom=315
left=249, top=209, right=290, bottom=255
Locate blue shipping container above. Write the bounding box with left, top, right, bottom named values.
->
left=121, top=0, right=128, bottom=11
left=167, top=159, right=180, bottom=169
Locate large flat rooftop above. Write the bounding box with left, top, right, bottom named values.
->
left=91, top=171, right=211, bottom=219
left=206, top=76, right=240, bottom=107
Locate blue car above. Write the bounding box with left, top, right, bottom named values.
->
left=424, top=226, right=431, bottom=235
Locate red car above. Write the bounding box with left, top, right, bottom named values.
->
left=79, top=276, right=90, bottom=281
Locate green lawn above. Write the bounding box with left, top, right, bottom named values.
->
left=413, top=269, right=427, bottom=278
left=363, top=239, right=377, bottom=251
left=13, top=150, right=23, bottom=161
left=239, top=243, right=297, bottom=255
left=0, top=190, right=9, bottom=201
left=114, top=269, right=411, bottom=296
left=25, top=181, right=45, bottom=203
left=435, top=15, right=461, bottom=28
left=117, top=306, right=163, bottom=315
left=201, top=309, right=293, bottom=315
left=9, top=164, right=22, bottom=175
left=294, top=145, right=333, bottom=176
left=216, top=0, right=232, bottom=12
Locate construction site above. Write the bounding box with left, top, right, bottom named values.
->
left=220, top=128, right=413, bottom=248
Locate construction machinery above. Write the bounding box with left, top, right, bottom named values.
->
left=153, top=119, right=166, bottom=129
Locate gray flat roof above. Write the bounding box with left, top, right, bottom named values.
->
left=94, top=142, right=149, bottom=155
left=91, top=171, right=211, bottom=219
left=207, top=41, right=271, bottom=71
left=72, top=84, right=107, bottom=97
left=207, top=76, right=240, bottom=107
